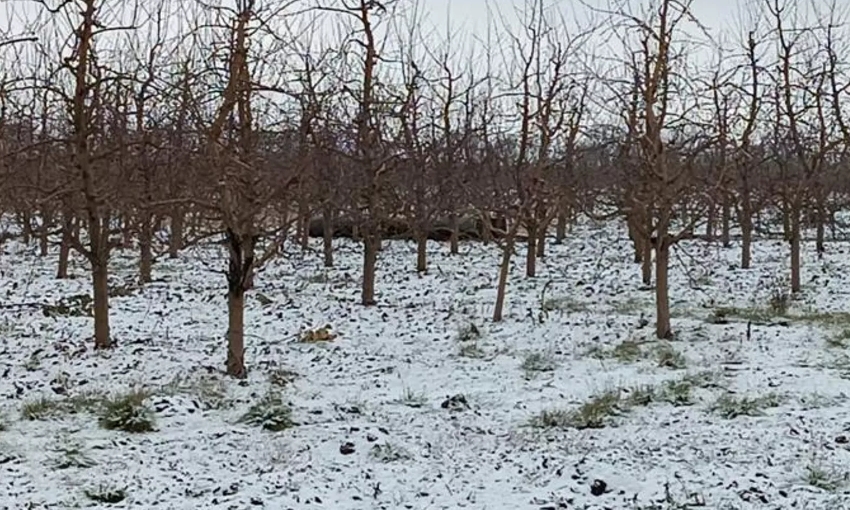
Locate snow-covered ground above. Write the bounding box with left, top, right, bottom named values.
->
left=2, top=219, right=850, bottom=509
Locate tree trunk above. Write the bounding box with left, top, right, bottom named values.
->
left=628, top=215, right=642, bottom=264
left=92, top=258, right=111, bottom=349
left=416, top=231, right=427, bottom=273
left=39, top=207, right=51, bottom=257
left=782, top=205, right=791, bottom=240
left=169, top=206, right=184, bottom=258
left=790, top=205, right=801, bottom=293
left=829, top=208, right=837, bottom=241
left=139, top=213, right=153, bottom=284
left=480, top=213, right=493, bottom=245
left=361, top=227, right=378, bottom=306
left=721, top=198, right=731, bottom=247
left=322, top=206, right=334, bottom=268
left=493, top=232, right=516, bottom=322
left=536, top=215, right=547, bottom=258
left=121, top=215, right=133, bottom=249
left=21, top=211, right=32, bottom=245
left=741, top=197, right=752, bottom=269
left=655, top=240, right=672, bottom=339
left=555, top=210, right=567, bottom=244
left=449, top=213, right=459, bottom=255
left=299, top=200, right=310, bottom=251
left=224, top=229, right=252, bottom=379
left=705, top=200, right=715, bottom=242
left=815, top=205, right=825, bottom=258
left=57, top=214, right=73, bottom=279
left=226, top=286, right=246, bottom=378
left=641, top=238, right=652, bottom=285
left=525, top=221, right=536, bottom=278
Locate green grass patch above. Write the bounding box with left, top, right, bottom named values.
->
left=541, top=296, right=589, bottom=313
left=826, top=329, right=850, bottom=349
left=398, top=388, right=428, bottom=408
left=710, top=392, right=783, bottom=419
left=531, top=389, right=624, bottom=430
left=21, top=396, right=65, bottom=421
left=655, top=343, right=687, bottom=369
left=98, top=390, right=155, bottom=433
left=612, top=297, right=650, bottom=315
left=585, top=339, right=645, bottom=363
left=709, top=306, right=779, bottom=324
left=805, top=462, right=848, bottom=492
left=370, top=442, right=412, bottom=463
left=521, top=351, right=558, bottom=377
left=239, top=392, right=294, bottom=432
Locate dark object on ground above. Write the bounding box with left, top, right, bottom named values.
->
left=590, top=479, right=607, bottom=496
left=308, top=214, right=508, bottom=243
left=441, top=394, right=469, bottom=411
left=340, top=442, right=356, bottom=455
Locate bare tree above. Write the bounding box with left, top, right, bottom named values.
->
left=42, top=0, right=139, bottom=349
left=321, top=0, right=397, bottom=306
left=196, top=0, right=300, bottom=377
left=608, top=0, right=716, bottom=338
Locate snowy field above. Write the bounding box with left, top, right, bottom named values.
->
left=2, top=219, right=850, bottom=509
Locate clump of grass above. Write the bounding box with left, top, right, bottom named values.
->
left=370, top=442, right=412, bottom=463
left=531, top=389, right=624, bottom=430
left=541, top=296, right=588, bottom=313
left=681, top=370, right=725, bottom=389
left=612, top=297, right=648, bottom=315
left=625, top=378, right=695, bottom=408
left=710, top=392, right=783, bottom=419
left=239, top=392, right=294, bottom=432
left=20, top=396, right=65, bottom=421
left=304, top=271, right=330, bottom=284
left=826, top=331, right=850, bottom=349
left=658, top=379, right=695, bottom=406
left=269, top=368, right=299, bottom=388
left=456, top=322, right=482, bottom=342
left=656, top=343, right=687, bottom=369
left=624, top=385, right=656, bottom=407
left=818, top=353, right=850, bottom=379
left=584, top=339, right=644, bottom=363
left=22, top=352, right=40, bottom=372
left=398, top=388, right=428, bottom=408
left=458, top=342, right=487, bottom=359
left=192, top=377, right=230, bottom=410
left=108, top=282, right=139, bottom=298
left=768, top=285, right=790, bottom=315
left=66, top=390, right=107, bottom=414
left=798, top=311, right=850, bottom=328
left=805, top=462, right=848, bottom=492
left=529, top=408, right=574, bottom=429
left=42, top=294, right=93, bottom=318
left=709, top=306, right=776, bottom=324
left=567, top=390, right=625, bottom=429
left=799, top=393, right=843, bottom=410
left=98, top=390, right=155, bottom=433
left=612, top=340, right=643, bottom=362
left=521, top=351, right=557, bottom=377
left=52, top=438, right=97, bottom=470
left=584, top=345, right=605, bottom=360
left=84, top=484, right=126, bottom=504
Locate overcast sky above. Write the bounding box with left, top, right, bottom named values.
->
left=424, top=0, right=736, bottom=39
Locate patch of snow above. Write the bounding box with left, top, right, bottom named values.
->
left=1, top=219, right=849, bottom=509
